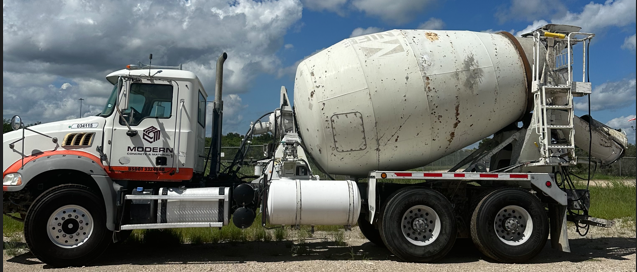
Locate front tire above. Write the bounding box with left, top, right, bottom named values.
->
left=24, top=184, right=111, bottom=267
left=470, top=188, right=549, bottom=263
left=379, top=188, right=456, bottom=262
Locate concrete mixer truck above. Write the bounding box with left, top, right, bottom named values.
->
left=3, top=24, right=628, bottom=266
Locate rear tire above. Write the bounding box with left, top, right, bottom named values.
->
left=379, top=188, right=456, bottom=262
left=24, top=184, right=111, bottom=267
left=357, top=211, right=384, bottom=247
left=470, top=188, right=549, bottom=263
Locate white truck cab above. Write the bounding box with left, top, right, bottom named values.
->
left=101, top=68, right=208, bottom=181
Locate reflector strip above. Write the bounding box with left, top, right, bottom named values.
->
left=373, top=171, right=533, bottom=181
left=509, top=174, right=529, bottom=179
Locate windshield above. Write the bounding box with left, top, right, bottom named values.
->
left=99, top=80, right=119, bottom=117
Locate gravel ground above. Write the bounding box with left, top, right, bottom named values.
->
left=4, top=219, right=635, bottom=272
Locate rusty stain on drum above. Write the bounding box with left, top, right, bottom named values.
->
left=425, top=32, right=439, bottom=41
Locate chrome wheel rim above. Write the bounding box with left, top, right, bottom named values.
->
left=401, top=205, right=441, bottom=246
left=47, top=205, right=94, bottom=248
left=494, top=205, right=533, bottom=246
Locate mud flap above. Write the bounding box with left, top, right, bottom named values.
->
left=549, top=204, right=570, bottom=252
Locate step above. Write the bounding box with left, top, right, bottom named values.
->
left=125, top=195, right=225, bottom=201
left=544, top=105, right=572, bottom=109
left=548, top=145, right=575, bottom=149
left=121, top=222, right=224, bottom=230
left=543, top=85, right=571, bottom=91
left=546, top=125, right=573, bottom=129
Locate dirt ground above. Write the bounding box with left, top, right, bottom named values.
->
left=4, top=220, right=636, bottom=272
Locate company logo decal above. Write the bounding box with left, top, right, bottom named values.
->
left=143, top=126, right=161, bottom=143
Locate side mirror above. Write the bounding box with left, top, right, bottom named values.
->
left=10, top=115, right=22, bottom=131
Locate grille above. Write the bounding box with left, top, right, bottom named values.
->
left=63, top=133, right=95, bottom=147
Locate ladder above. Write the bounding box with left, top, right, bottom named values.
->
left=533, top=84, right=576, bottom=164
left=530, top=25, right=594, bottom=165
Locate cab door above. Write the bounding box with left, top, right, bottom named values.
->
left=105, top=78, right=183, bottom=181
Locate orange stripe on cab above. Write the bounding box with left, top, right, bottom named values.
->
left=4, top=150, right=193, bottom=182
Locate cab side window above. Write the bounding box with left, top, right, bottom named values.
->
left=120, top=83, right=173, bottom=126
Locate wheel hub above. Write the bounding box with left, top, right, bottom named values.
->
left=494, top=205, right=533, bottom=246
left=401, top=205, right=441, bottom=246
left=503, top=218, right=520, bottom=232
left=47, top=205, right=93, bottom=248
left=61, top=219, right=80, bottom=234
left=412, top=218, right=428, bottom=232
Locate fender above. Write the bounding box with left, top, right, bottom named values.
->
left=3, top=151, right=118, bottom=231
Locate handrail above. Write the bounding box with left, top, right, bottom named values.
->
left=175, top=99, right=185, bottom=174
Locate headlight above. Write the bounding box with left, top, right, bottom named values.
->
left=3, top=173, right=22, bottom=186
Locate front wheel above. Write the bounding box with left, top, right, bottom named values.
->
left=470, top=188, right=549, bottom=263
left=24, top=184, right=111, bottom=267
left=379, top=188, right=456, bottom=262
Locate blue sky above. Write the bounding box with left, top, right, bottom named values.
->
left=3, top=0, right=636, bottom=144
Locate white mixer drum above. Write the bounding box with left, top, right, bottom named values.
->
left=294, top=30, right=542, bottom=176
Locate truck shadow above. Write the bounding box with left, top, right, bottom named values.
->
left=5, top=237, right=635, bottom=268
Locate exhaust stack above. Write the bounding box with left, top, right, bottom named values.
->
left=208, top=52, right=228, bottom=178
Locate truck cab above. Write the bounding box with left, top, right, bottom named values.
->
left=2, top=64, right=214, bottom=266
left=101, top=67, right=208, bottom=181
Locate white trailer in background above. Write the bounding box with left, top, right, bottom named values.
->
left=3, top=24, right=627, bottom=266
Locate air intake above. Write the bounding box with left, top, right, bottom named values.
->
left=63, top=133, right=95, bottom=147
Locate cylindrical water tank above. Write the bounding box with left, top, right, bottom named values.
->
left=294, top=30, right=542, bottom=176
left=266, top=179, right=361, bottom=226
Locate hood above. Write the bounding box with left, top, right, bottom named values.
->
left=3, top=116, right=107, bottom=173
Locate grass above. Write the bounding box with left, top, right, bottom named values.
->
left=119, top=210, right=350, bottom=246
left=332, top=230, right=346, bottom=247
left=274, top=227, right=287, bottom=241
left=570, top=172, right=632, bottom=182
left=124, top=210, right=272, bottom=245
left=571, top=180, right=636, bottom=221
left=3, top=233, right=26, bottom=256
left=2, top=214, right=23, bottom=236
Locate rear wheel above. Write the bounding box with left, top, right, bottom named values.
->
left=357, top=211, right=384, bottom=247
left=470, top=188, right=549, bottom=263
left=24, top=184, right=111, bottom=267
left=379, top=188, right=456, bottom=262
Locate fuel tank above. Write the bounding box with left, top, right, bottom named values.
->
left=293, top=30, right=543, bottom=176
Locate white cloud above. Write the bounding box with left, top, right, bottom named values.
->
left=496, top=0, right=566, bottom=23
left=514, top=20, right=549, bottom=37
left=417, top=18, right=445, bottom=30
left=205, top=94, right=248, bottom=135
left=350, top=27, right=383, bottom=38
left=481, top=28, right=515, bottom=34
left=351, top=0, right=435, bottom=25
left=284, top=44, right=294, bottom=50
left=552, top=0, right=636, bottom=33
left=574, top=78, right=636, bottom=111
left=605, top=115, right=636, bottom=144
left=301, top=0, right=347, bottom=14
left=515, top=0, right=636, bottom=36
left=2, top=0, right=303, bottom=125
left=622, top=34, right=636, bottom=52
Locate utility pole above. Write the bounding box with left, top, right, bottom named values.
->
left=79, top=98, right=84, bottom=118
